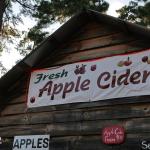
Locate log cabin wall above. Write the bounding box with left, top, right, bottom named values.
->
left=0, top=19, right=150, bottom=150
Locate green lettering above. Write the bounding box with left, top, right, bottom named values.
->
left=55, top=73, right=61, bottom=78
left=49, top=74, right=54, bottom=79
left=43, top=75, right=49, bottom=81
left=61, top=69, right=68, bottom=78
left=34, top=74, right=43, bottom=84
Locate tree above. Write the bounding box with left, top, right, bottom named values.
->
left=117, top=0, right=150, bottom=27
left=0, top=0, right=36, bottom=32
left=0, top=0, right=37, bottom=75
left=32, top=0, right=109, bottom=26
left=1, top=0, right=109, bottom=53
left=27, top=0, right=109, bottom=47
left=0, top=0, right=109, bottom=75
left=0, top=0, right=37, bottom=55
left=0, top=0, right=7, bottom=33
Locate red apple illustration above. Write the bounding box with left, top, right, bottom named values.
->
left=142, top=56, right=148, bottom=63
left=91, top=65, right=97, bottom=71
left=124, top=57, right=132, bottom=66
left=80, top=64, right=86, bottom=74
left=74, top=65, right=80, bottom=75
left=30, top=97, right=35, bottom=103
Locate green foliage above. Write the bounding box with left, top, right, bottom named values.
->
left=2, top=25, right=20, bottom=37
left=32, top=0, right=109, bottom=28
left=17, top=26, right=49, bottom=56
left=27, top=26, right=49, bottom=46
left=21, top=0, right=109, bottom=52
left=0, top=0, right=39, bottom=58
left=1, top=0, right=109, bottom=56
left=17, top=36, right=31, bottom=56
left=117, top=0, right=150, bottom=27
left=0, top=42, right=3, bottom=54
left=26, top=0, right=109, bottom=47
left=0, top=61, right=7, bottom=75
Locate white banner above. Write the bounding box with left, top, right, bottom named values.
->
left=28, top=49, right=150, bottom=108
left=13, top=135, right=49, bottom=150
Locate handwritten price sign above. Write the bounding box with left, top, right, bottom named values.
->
left=102, top=126, right=125, bottom=145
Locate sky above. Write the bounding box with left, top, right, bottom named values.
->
left=107, top=0, right=130, bottom=16
left=0, top=0, right=131, bottom=73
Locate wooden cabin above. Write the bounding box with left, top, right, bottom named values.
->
left=0, top=9, right=150, bottom=149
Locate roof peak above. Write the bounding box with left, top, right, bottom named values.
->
left=0, top=9, right=150, bottom=95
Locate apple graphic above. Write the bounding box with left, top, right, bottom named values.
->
left=30, top=97, right=35, bottom=103
left=74, top=69, right=80, bottom=75
left=80, top=64, right=86, bottom=74
left=118, top=61, right=124, bottom=67
left=124, top=57, right=132, bottom=66
left=142, top=56, right=148, bottom=63
left=91, top=65, right=97, bottom=71
left=74, top=65, right=80, bottom=75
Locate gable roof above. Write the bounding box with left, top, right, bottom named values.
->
left=0, top=9, right=150, bottom=95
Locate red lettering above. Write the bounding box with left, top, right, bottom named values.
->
left=62, top=82, right=74, bottom=98
left=39, top=81, right=52, bottom=97
left=111, top=70, right=117, bottom=88
left=97, top=72, right=110, bottom=89
left=51, top=83, right=63, bottom=100
left=80, top=79, right=90, bottom=91
left=117, top=69, right=130, bottom=86
left=142, top=70, right=150, bottom=83
left=130, top=71, right=141, bottom=84
left=75, top=76, right=81, bottom=92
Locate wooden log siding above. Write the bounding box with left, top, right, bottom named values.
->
left=0, top=21, right=150, bottom=150
left=1, top=102, right=150, bottom=126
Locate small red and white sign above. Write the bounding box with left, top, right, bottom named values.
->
left=102, top=126, right=125, bottom=144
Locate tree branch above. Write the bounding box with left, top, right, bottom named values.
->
left=0, top=0, right=8, bottom=32
left=4, top=10, right=10, bottom=23
left=15, top=0, right=34, bottom=11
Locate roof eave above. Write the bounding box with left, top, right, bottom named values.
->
left=88, top=9, right=150, bottom=39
